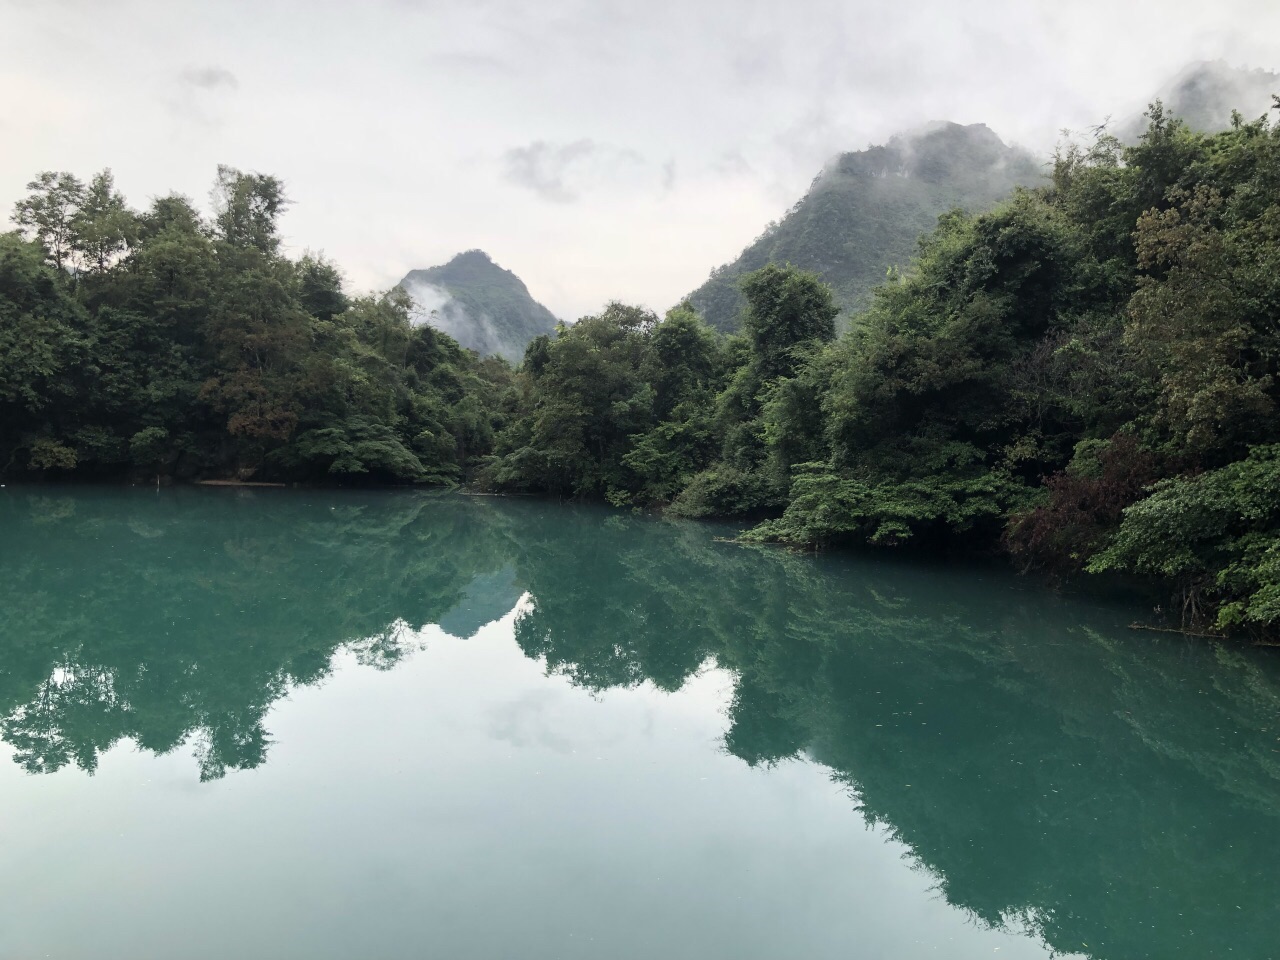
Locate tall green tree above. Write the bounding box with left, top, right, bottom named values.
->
left=72, top=170, right=136, bottom=275
left=211, top=165, right=287, bottom=253
left=12, top=172, right=85, bottom=272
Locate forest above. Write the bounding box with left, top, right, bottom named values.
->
left=0, top=166, right=513, bottom=486
left=3, top=103, right=1279, bottom=638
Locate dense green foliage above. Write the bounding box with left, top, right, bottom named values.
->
left=482, top=265, right=837, bottom=516
left=1088, top=445, right=1280, bottom=631
left=686, top=122, right=1043, bottom=331
left=399, top=249, right=559, bottom=362
left=1, top=168, right=512, bottom=483
left=489, top=103, right=1280, bottom=637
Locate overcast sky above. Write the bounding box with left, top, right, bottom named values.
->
left=2, top=0, right=1278, bottom=319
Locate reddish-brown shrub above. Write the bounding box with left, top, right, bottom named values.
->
left=1004, top=434, right=1163, bottom=577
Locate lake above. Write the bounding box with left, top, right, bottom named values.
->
left=1, top=487, right=1277, bottom=959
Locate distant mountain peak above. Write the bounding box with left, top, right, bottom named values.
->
left=398, top=251, right=558, bottom=363
left=442, top=249, right=499, bottom=271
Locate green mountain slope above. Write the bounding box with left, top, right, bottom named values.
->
left=686, top=122, right=1043, bottom=331
left=399, top=250, right=559, bottom=362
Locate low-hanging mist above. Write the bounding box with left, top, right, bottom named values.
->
left=398, top=250, right=559, bottom=363
left=684, top=122, right=1043, bottom=331
left=401, top=278, right=506, bottom=357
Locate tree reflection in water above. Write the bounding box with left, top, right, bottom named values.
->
left=2, top=487, right=1278, bottom=958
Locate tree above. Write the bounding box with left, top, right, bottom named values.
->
left=1127, top=183, right=1280, bottom=461
left=740, top=263, right=838, bottom=380
left=12, top=172, right=85, bottom=272
left=72, top=169, right=135, bottom=275
left=296, top=253, right=349, bottom=321
left=483, top=302, right=658, bottom=500
left=211, top=165, right=287, bottom=253
left=641, top=304, right=719, bottom=421
left=1089, top=445, right=1280, bottom=632
left=0, top=233, right=89, bottom=470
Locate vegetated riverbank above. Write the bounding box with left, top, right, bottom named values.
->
left=476, top=105, right=1280, bottom=643
left=4, top=104, right=1280, bottom=639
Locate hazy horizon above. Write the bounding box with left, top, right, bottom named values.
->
left=2, top=0, right=1278, bottom=319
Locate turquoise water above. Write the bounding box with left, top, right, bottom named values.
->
left=1, top=487, right=1277, bottom=959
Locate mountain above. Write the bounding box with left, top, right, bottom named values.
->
left=398, top=250, right=559, bottom=362
left=1118, top=60, right=1280, bottom=141
left=685, top=122, right=1044, bottom=332
left=436, top=566, right=523, bottom=639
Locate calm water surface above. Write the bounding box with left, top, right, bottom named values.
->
left=1, top=487, right=1278, bottom=960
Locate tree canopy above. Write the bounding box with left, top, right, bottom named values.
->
left=1, top=167, right=513, bottom=484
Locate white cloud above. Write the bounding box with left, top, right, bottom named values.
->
left=501, top=139, right=648, bottom=203
left=178, top=66, right=238, bottom=90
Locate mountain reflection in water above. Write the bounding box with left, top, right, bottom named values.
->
left=2, top=487, right=1277, bottom=960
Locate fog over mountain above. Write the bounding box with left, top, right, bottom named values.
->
left=683, top=59, right=1278, bottom=330
left=687, top=122, right=1043, bottom=331
left=1118, top=60, right=1280, bottom=140
left=399, top=250, right=559, bottom=362
left=2, top=0, right=1278, bottom=319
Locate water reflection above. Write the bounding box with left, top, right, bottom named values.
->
left=2, top=487, right=1278, bottom=959
left=0, top=489, right=518, bottom=780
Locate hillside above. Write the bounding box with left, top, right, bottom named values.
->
left=685, top=122, right=1043, bottom=331
left=399, top=250, right=559, bottom=362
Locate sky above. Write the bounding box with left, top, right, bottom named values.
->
left=2, top=0, right=1278, bottom=320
